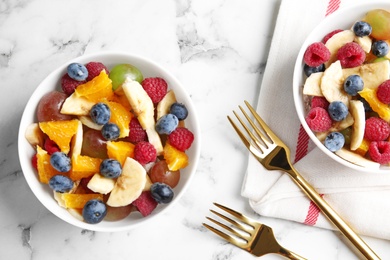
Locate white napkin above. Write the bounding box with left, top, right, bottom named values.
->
left=242, top=0, right=390, bottom=240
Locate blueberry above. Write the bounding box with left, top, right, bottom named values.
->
left=303, top=63, right=325, bottom=77
left=155, top=114, right=178, bottom=135
left=372, top=40, right=389, bottom=57
left=90, top=103, right=111, bottom=125
left=101, top=123, right=120, bottom=140
left=50, top=152, right=71, bottom=172
left=328, top=101, right=348, bottom=121
left=82, top=199, right=107, bottom=224
left=353, top=21, right=372, bottom=37
left=150, top=183, right=174, bottom=204
left=49, top=175, right=74, bottom=193
left=170, top=102, right=188, bottom=120
left=100, top=159, right=122, bottom=178
left=67, top=63, right=88, bottom=81
left=343, top=75, right=364, bottom=96
left=324, top=132, right=345, bottom=152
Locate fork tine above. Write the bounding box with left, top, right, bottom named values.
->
left=238, top=105, right=273, bottom=149
left=203, top=222, right=247, bottom=245
left=214, top=203, right=256, bottom=228
left=227, top=115, right=251, bottom=148
left=205, top=216, right=249, bottom=241
left=209, top=210, right=252, bottom=235
left=244, top=100, right=280, bottom=143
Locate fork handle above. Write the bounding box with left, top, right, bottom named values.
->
left=279, top=246, right=307, bottom=260
left=288, top=169, right=381, bottom=260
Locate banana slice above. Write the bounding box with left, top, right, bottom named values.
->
left=70, top=120, right=83, bottom=157
left=61, top=92, right=95, bottom=116
left=354, top=35, right=372, bottom=53
left=349, top=100, right=365, bottom=151
left=343, top=60, right=390, bottom=89
left=156, top=90, right=177, bottom=120
left=78, top=115, right=103, bottom=131
left=25, top=123, right=45, bottom=147
left=303, top=72, right=324, bottom=96
left=87, top=173, right=115, bottom=195
left=122, top=79, right=163, bottom=155
left=325, top=30, right=355, bottom=67
left=335, top=148, right=380, bottom=168
left=106, top=157, right=147, bottom=207
left=320, top=60, right=350, bottom=106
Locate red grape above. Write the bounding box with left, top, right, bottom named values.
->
left=82, top=129, right=108, bottom=159
left=105, top=204, right=135, bottom=221
left=149, top=160, right=180, bottom=188
left=36, top=91, right=74, bottom=122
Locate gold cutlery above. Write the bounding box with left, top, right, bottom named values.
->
left=227, top=100, right=380, bottom=260
left=203, top=202, right=306, bottom=259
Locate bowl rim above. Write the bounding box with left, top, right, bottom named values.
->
left=293, top=2, right=390, bottom=173
left=18, top=51, right=201, bottom=231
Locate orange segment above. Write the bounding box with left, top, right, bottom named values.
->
left=75, top=70, right=114, bottom=102
left=355, top=138, right=370, bottom=156
left=39, top=119, right=80, bottom=154
left=107, top=141, right=135, bottom=165
left=59, top=193, right=104, bottom=209
left=36, top=146, right=63, bottom=184
left=70, top=155, right=102, bottom=180
left=105, top=101, right=133, bottom=138
left=163, top=142, right=188, bottom=171
left=111, top=94, right=132, bottom=111
left=359, top=88, right=390, bottom=122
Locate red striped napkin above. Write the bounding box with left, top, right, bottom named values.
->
left=242, top=0, right=390, bottom=240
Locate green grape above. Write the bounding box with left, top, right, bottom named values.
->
left=364, top=9, right=390, bottom=40
left=109, top=64, right=143, bottom=91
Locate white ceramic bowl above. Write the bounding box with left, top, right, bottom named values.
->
left=18, top=52, right=201, bottom=231
left=293, top=2, right=390, bottom=173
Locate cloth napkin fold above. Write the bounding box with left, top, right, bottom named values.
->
left=242, top=0, right=390, bottom=240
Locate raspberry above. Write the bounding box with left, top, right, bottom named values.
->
left=336, top=42, right=365, bottom=68
left=168, top=127, right=194, bottom=151
left=311, top=96, right=329, bottom=110
left=61, top=73, right=85, bottom=95
left=376, top=80, right=390, bottom=104
left=44, top=138, right=60, bottom=155
left=305, top=107, right=332, bottom=132
left=132, top=191, right=158, bottom=217
left=322, top=29, right=343, bottom=44
left=128, top=118, right=147, bottom=143
left=32, top=154, right=38, bottom=170
left=85, top=62, right=109, bottom=81
left=303, top=42, right=331, bottom=67
left=141, top=77, right=168, bottom=103
left=364, top=117, right=390, bottom=141
left=368, top=141, right=390, bottom=164
left=134, top=141, right=157, bottom=165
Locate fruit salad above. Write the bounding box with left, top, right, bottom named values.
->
left=25, top=61, right=195, bottom=224
left=302, top=9, right=390, bottom=169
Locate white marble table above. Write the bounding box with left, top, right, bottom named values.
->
left=2, top=0, right=390, bottom=259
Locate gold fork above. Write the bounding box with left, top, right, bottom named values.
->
left=203, top=202, right=306, bottom=259
left=227, top=101, right=380, bottom=260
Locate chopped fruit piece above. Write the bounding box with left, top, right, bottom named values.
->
left=104, top=101, right=133, bottom=138
left=39, top=119, right=79, bottom=154
left=70, top=155, right=103, bottom=181
left=355, top=138, right=370, bottom=156
left=75, top=70, right=114, bottom=102
left=36, top=146, right=62, bottom=184
left=59, top=193, right=104, bottom=209
left=163, top=142, right=188, bottom=171
left=359, top=88, right=390, bottom=122
left=106, top=141, right=135, bottom=165
left=369, top=141, right=390, bottom=164
left=132, top=191, right=158, bottom=217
